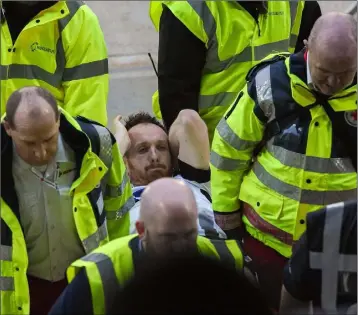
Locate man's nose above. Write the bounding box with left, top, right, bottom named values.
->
left=327, top=74, right=339, bottom=87
left=149, top=147, right=159, bottom=161
left=34, top=144, right=47, bottom=160
left=171, top=238, right=192, bottom=253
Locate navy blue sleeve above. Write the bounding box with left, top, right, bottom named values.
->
left=49, top=269, right=93, bottom=315
left=158, top=5, right=206, bottom=131
left=282, top=214, right=322, bottom=301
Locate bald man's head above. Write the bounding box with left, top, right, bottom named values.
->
left=306, top=12, right=357, bottom=96
left=136, top=178, right=198, bottom=255
left=5, top=86, right=59, bottom=129
left=4, top=87, right=60, bottom=166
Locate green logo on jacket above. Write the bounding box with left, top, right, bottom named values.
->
left=30, top=42, right=55, bottom=54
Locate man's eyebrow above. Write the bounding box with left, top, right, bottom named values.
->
left=157, top=139, right=169, bottom=145
left=185, top=229, right=197, bottom=236
left=159, top=229, right=197, bottom=237
left=317, top=66, right=356, bottom=74
left=134, top=141, right=148, bottom=148
left=45, top=132, right=57, bottom=141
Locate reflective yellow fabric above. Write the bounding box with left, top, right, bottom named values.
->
left=1, top=1, right=109, bottom=125
left=150, top=1, right=304, bottom=143
left=211, top=55, right=357, bottom=258
left=67, top=235, right=245, bottom=314
left=0, top=109, right=133, bottom=314
left=0, top=202, right=29, bottom=315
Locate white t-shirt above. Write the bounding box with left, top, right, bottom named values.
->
left=130, top=175, right=226, bottom=239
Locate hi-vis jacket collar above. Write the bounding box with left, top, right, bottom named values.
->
left=288, top=50, right=357, bottom=111
left=1, top=111, right=93, bottom=222
left=1, top=112, right=91, bottom=161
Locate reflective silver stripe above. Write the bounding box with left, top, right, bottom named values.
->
left=266, top=142, right=356, bottom=174
left=92, top=124, right=113, bottom=170
left=289, top=1, right=299, bottom=49
left=199, top=92, right=237, bottom=109
left=0, top=277, right=14, bottom=291
left=210, top=151, right=250, bottom=171
left=105, top=173, right=129, bottom=198
left=205, top=40, right=289, bottom=75
left=188, top=2, right=294, bottom=112
left=81, top=252, right=119, bottom=314
left=0, top=65, right=6, bottom=80
left=309, top=202, right=357, bottom=314
left=253, top=161, right=357, bottom=205
left=0, top=245, right=12, bottom=261
left=60, top=2, right=106, bottom=81
left=3, top=61, right=63, bottom=87
left=1, top=2, right=95, bottom=86
left=289, top=34, right=298, bottom=49
left=216, top=119, right=260, bottom=151
left=187, top=1, right=218, bottom=74
left=254, top=40, right=290, bottom=63
left=310, top=253, right=357, bottom=273
left=1, top=35, right=65, bottom=87
left=255, top=65, right=276, bottom=121
left=82, top=220, right=108, bottom=253
left=198, top=212, right=220, bottom=239
left=58, top=1, right=84, bottom=32
left=204, top=44, right=252, bottom=75
left=63, top=59, right=108, bottom=82
left=210, top=240, right=236, bottom=269
left=92, top=124, right=113, bottom=201
left=59, top=3, right=107, bottom=81
left=0, top=1, right=77, bottom=87
left=190, top=3, right=293, bottom=73
left=96, top=190, right=104, bottom=216
left=106, top=197, right=135, bottom=220
left=189, top=2, right=292, bottom=75
left=289, top=1, right=298, bottom=29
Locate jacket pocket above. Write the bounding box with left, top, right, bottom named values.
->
left=240, top=177, right=284, bottom=221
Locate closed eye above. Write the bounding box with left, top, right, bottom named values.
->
left=44, top=135, right=55, bottom=142
left=138, top=147, right=148, bottom=154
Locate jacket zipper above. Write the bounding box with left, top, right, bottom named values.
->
left=255, top=7, right=261, bottom=37
left=256, top=19, right=261, bottom=36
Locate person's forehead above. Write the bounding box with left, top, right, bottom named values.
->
left=14, top=98, right=55, bottom=121
left=152, top=209, right=196, bottom=228
left=312, top=35, right=356, bottom=61
left=314, top=57, right=356, bottom=74
left=128, top=123, right=168, bottom=144
left=16, top=124, right=58, bottom=141
left=14, top=113, right=58, bottom=139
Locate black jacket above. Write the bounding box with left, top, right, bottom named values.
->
left=157, top=1, right=322, bottom=130
left=283, top=199, right=357, bottom=312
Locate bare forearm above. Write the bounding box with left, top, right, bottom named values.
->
left=169, top=109, right=210, bottom=170
left=112, top=115, right=131, bottom=156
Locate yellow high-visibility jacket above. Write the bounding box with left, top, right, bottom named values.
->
left=67, top=234, right=245, bottom=315
left=0, top=109, right=134, bottom=314
left=150, top=1, right=304, bottom=143
left=211, top=52, right=357, bottom=258
left=1, top=1, right=109, bottom=125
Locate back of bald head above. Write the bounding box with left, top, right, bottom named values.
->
left=140, top=178, right=198, bottom=224
left=5, top=86, right=59, bottom=129
left=308, top=12, right=357, bottom=58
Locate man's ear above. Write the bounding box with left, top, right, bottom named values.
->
left=55, top=118, right=60, bottom=129
left=123, top=156, right=131, bottom=177
left=3, top=120, right=13, bottom=137
left=303, top=39, right=308, bottom=49
left=135, top=221, right=145, bottom=238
